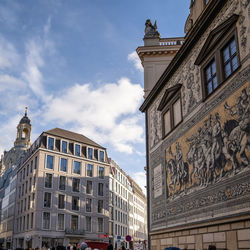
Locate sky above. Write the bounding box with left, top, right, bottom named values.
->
left=0, top=0, right=190, bottom=193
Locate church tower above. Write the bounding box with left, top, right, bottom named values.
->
left=14, top=107, right=32, bottom=149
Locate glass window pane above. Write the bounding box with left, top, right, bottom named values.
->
left=173, top=98, right=182, bottom=126
left=230, top=39, right=236, bottom=55
left=71, top=215, right=78, bottom=230
left=99, top=167, right=104, bottom=179
left=73, top=161, right=81, bottom=175
left=73, top=178, right=80, bottom=192
left=43, top=212, right=50, bottom=229
left=75, top=144, right=80, bottom=156
left=232, top=56, right=238, bottom=71
left=59, top=176, right=66, bottom=190
left=88, top=148, right=93, bottom=159
left=87, top=164, right=93, bottom=177
left=48, top=137, right=54, bottom=150
left=207, top=81, right=213, bottom=94
left=60, top=158, right=67, bottom=172
left=46, top=155, right=54, bottom=169
left=45, top=173, right=52, bottom=188
left=164, top=110, right=171, bottom=135
left=99, top=151, right=104, bottom=162
left=223, top=47, right=230, bottom=62
left=225, top=62, right=231, bottom=78
left=62, top=141, right=67, bottom=153
left=213, top=76, right=218, bottom=89
left=58, top=214, right=64, bottom=230
left=211, top=61, right=216, bottom=75
left=205, top=67, right=211, bottom=80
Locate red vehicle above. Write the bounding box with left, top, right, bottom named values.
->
left=79, top=241, right=109, bottom=250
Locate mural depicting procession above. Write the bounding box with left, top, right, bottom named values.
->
left=166, top=85, right=250, bottom=198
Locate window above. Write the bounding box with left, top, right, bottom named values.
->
left=44, top=192, right=51, bottom=208
left=98, top=167, right=104, bottom=179
left=157, top=84, right=182, bottom=137
left=86, top=216, right=91, bottom=232
left=61, top=140, right=68, bottom=153
left=23, top=168, right=26, bottom=179
left=98, top=200, right=103, bottom=213
left=31, top=213, right=33, bottom=229
left=72, top=196, right=79, bottom=211
left=60, top=158, right=67, bottom=172
left=86, top=181, right=93, bottom=194
left=99, top=151, right=104, bottom=162
left=46, top=155, right=54, bottom=169
left=205, top=60, right=218, bottom=95
left=73, top=161, right=81, bottom=175
left=88, top=148, right=93, bottom=160
left=223, top=38, right=238, bottom=78
left=86, top=164, right=93, bottom=177
left=34, top=156, right=37, bottom=169
left=98, top=183, right=104, bottom=196
left=30, top=160, right=33, bottom=173
left=48, top=137, right=54, bottom=150
left=86, top=198, right=92, bottom=212
left=75, top=144, right=80, bottom=156
left=45, top=173, right=52, bottom=188
left=43, top=212, right=50, bottom=229
left=195, top=15, right=239, bottom=98
left=98, top=218, right=103, bottom=232
left=59, top=176, right=66, bottom=190
left=57, top=214, right=65, bottom=231
left=58, top=194, right=65, bottom=209
left=27, top=165, right=29, bottom=176
left=72, top=178, right=80, bottom=192
left=71, top=215, right=78, bottom=230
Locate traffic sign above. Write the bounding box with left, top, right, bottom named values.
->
left=125, top=235, right=132, bottom=242
left=117, top=235, right=121, bottom=239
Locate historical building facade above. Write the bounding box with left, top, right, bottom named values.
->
left=109, top=159, right=147, bottom=249
left=13, top=128, right=110, bottom=249
left=0, top=109, right=32, bottom=249
left=138, top=0, right=250, bottom=249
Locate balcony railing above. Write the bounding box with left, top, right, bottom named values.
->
left=65, top=228, right=85, bottom=235
left=159, top=37, right=185, bottom=46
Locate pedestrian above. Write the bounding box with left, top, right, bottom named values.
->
left=121, top=243, right=126, bottom=250
left=107, top=240, right=113, bottom=250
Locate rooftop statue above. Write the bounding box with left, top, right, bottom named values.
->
left=144, top=19, right=160, bottom=38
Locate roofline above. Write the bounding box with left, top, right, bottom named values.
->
left=42, top=130, right=106, bottom=150
left=139, top=0, right=227, bottom=112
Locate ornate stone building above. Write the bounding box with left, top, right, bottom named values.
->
left=0, top=109, right=32, bottom=249
left=138, top=0, right=250, bottom=249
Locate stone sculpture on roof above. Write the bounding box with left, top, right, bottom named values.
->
left=144, top=19, right=160, bottom=38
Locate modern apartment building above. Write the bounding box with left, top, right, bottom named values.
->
left=13, top=128, right=110, bottom=249
left=138, top=0, right=250, bottom=249
left=109, top=159, right=147, bottom=249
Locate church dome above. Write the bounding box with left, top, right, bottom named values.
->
left=19, top=107, right=31, bottom=125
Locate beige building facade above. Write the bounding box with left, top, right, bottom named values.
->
left=138, top=0, right=250, bottom=249
left=13, top=128, right=110, bottom=249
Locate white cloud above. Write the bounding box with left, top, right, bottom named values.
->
left=43, top=77, right=144, bottom=154
left=0, top=36, right=20, bottom=69
left=131, top=171, right=146, bottom=195
left=128, top=51, right=143, bottom=72
left=0, top=74, right=25, bottom=92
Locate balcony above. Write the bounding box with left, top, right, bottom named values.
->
left=65, top=228, right=85, bottom=235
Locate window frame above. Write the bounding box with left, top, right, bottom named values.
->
left=42, top=212, right=51, bottom=230
left=58, top=175, right=67, bottom=191
left=45, top=155, right=54, bottom=170
left=72, top=178, right=80, bottom=193
left=61, top=140, right=68, bottom=154
left=59, top=157, right=68, bottom=173
left=72, top=160, right=81, bottom=175
left=44, top=173, right=53, bottom=189
left=86, top=216, right=92, bottom=232
left=161, top=91, right=183, bottom=138
left=200, top=28, right=240, bottom=100
left=47, top=136, right=55, bottom=150
left=57, top=213, right=65, bottom=231
left=86, top=164, right=93, bottom=177
left=87, top=147, right=93, bottom=160
left=58, top=194, right=66, bottom=210
left=72, top=196, right=80, bottom=211
left=71, top=215, right=79, bottom=231
left=74, top=143, right=81, bottom=157
left=85, top=198, right=92, bottom=213
left=43, top=192, right=52, bottom=208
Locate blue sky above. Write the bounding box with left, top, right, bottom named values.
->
left=0, top=0, right=189, bottom=191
